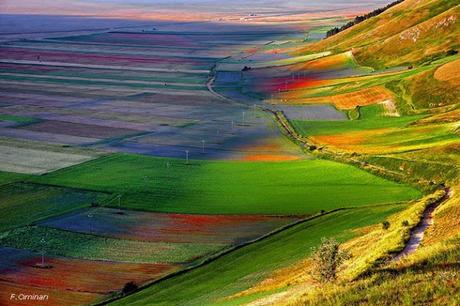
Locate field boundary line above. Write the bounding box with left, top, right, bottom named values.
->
left=0, top=180, right=113, bottom=196
left=0, top=60, right=210, bottom=74
left=21, top=180, right=114, bottom=196
left=93, top=208, right=351, bottom=305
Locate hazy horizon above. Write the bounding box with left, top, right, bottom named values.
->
left=1, top=0, right=393, bottom=19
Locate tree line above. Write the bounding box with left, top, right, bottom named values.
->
left=326, top=0, right=405, bottom=38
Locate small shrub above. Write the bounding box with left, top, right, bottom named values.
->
left=382, top=221, right=391, bottom=230
left=311, top=238, right=351, bottom=283
left=446, top=49, right=458, bottom=56
left=320, top=210, right=326, bottom=215
left=122, top=281, right=138, bottom=295
left=402, top=220, right=409, bottom=227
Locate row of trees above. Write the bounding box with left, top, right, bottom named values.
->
left=326, top=0, right=405, bottom=38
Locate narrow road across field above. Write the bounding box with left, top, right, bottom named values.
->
left=0, top=59, right=210, bottom=74
left=0, top=72, right=204, bottom=88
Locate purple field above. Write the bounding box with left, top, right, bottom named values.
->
left=41, top=207, right=300, bottom=244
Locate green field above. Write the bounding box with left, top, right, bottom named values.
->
left=0, top=226, right=224, bottom=263
left=111, top=205, right=404, bottom=305
left=0, top=114, right=39, bottom=125
left=30, top=154, right=421, bottom=215
left=0, top=183, right=108, bottom=232
left=291, top=114, right=423, bottom=136
left=0, top=171, right=28, bottom=186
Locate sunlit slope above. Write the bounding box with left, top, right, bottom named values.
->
left=296, top=0, right=460, bottom=69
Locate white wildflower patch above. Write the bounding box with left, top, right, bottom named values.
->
left=400, top=27, right=421, bottom=42
left=435, top=15, right=456, bottom=29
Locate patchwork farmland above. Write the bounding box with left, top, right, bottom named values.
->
left=0, top=0, right=458, bottom=304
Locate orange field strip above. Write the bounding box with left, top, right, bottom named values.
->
left=434, top=58, right=460, bottom=86
left=281, top=86, right=394, bottom=109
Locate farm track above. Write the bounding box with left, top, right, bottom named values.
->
left=206, top=76, right=249, bottom=108
left=0, top=44, right=224, bottom=59
left=0, top=59, right=210, bottom=74
left=0, top=80, right=213, bottom=96
left=0, top=72, right=204, bottom=88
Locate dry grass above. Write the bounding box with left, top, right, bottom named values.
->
left=417, top=109, right=460, bottom=124
left=293, top=0, right=459, bottom=69
left=434, top=58, right=460, bottom=85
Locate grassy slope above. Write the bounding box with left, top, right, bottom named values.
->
left=30, top=154, right=420, bottom=215
left=284, top=187, right=460, bottom=306
left=111, top=205, right=404, bottom=306
left=296, top=0, right=460, bottom=69
left=237, top=0, right=460, bottom=304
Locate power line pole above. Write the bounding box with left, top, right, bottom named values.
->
left=40, top=238, right=46, bottom=267
left=88, top=212, right=93, bottom=235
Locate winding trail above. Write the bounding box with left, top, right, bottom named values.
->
left=205, top=75, right=255, bottom=108
left=393, top=188, right=452, bottom=261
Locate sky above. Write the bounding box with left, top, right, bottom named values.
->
left=0, top=0, right=393, bottom=19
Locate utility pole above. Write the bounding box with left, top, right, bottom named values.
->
left=88, top=212, right=93, bottom=235
left=40, top=238, right=46, bottom=267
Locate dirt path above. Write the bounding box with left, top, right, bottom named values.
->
left=393, top=188, right=451, bottom=260
left=206, top=75, right=250, bottom=108
left=0, top=72, right=204, bottom=88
